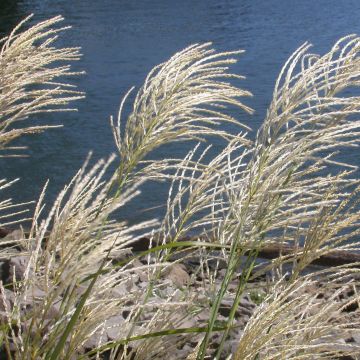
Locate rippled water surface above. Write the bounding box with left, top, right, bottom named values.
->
left=1, top=0, right=360, bottom=223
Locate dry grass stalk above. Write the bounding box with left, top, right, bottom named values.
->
left=0, top=14, right=84, bottom=155
left=235, top=268, right=360, bottom=359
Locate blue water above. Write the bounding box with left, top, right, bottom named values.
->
left=1, top=0, right=360, bottom=224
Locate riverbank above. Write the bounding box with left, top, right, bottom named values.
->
left=1, top=227, right=360, bottom=359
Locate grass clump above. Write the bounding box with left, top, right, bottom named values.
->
left=0, top=15, right=360, bottom=360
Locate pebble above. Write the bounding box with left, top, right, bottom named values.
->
left=105, top=315, right=126, bottom=340
left=3, top=255, right=31, bottom=283
left=162, top=263, right=190, bottom=287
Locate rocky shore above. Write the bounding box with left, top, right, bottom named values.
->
left=0, top=227, right=359, bottom=359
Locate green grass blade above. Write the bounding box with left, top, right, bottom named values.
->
left=80, top=325, right=235, bottom=358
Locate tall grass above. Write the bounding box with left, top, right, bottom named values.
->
left=0, top=14, right=84, bottom=156
left=0, top=16, right=360, bottom=359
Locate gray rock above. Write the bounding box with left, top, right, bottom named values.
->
left=219, top=303, right=232, bottom=317
left=83, top=329, right=108, bottom=350
left=237, top=306, right=253, bottom=317
left=109, top=248, right=133, bottom=261
left=179, top=318, right=197, bottom=329
left=3, top=255, right=31, bottom=283
left=351, top=331, right=360, bottom=344
left=238, top=314, right=250, bottom=324
left=25, top=285, right=47, bottom=300
left=241, top=294, right=257, bottom=309
left=131, top=259, right=148, bottom=282
left=110, top=277, right=136, bottom=298
left=219, top=297, right=255, bottom=319
left=3, top=229, right=24, bottom=243
left=105, top=315, right=126, bottom=340
left=44, top=300, right=62, bottom=325
left=163, top=263, right=190, bottom=287
left=194, top=309, right=209, bottom=323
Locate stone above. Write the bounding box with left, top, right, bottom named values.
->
left=110, top=277, right=136, bottom=298
left=219, top=303, right=231, bottom=317
left=45, top=301, right=62, bottom=322
left=241, top=294, right=256, bottom=307
left=0, top=227, right=11, bottom=238
left=239, top=314, right=250, bottom=324
left=351, top=331, right=360, bottom=344
left=3, top=255, right=31, bottom=283
left=163, top=263, right=190, bottom=287
left=109, top=248, right=133, bottom=261
left=0, top=229, right=24, bottom=259
left=25, top=285, right=47, bottom=300
left=83, top=329, right=108, bottom=350
left=111, top=283, right=129, bottom=297
left=218, top=297, right=255, bottom=320
left=131, top=259, right=148, bottom=282
left=105, top=315, right=126, bottom=340
left=2, top=229, right=24, bottom=243
left=194, top=309, right=209, bottom=323
left=179, top=318, right=197, bottom=329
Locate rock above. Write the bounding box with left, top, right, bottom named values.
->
left=131, top=259, right=148, bottom=282
left=219, top=303, right=231, bottom=317
left=111, top=283, right=129, bottom=297
left=2, top=229, right=24, bottom=243
left=0, top=230, right=24, bottom=259
left=223, top=337, right=243, bottom=356
left=351, top=331, right=360, bottom=344
left=105, top=315, right=126, bottom=340
left=219, top=297, right=256, bottom=319
left=175, top=344, right=194, bottom=359
left=163, top=264, right=190, bottom=287
left=25, top=285, right=47, bottom=300
left=2, top=255, right=31, bottom=284
left=342, top=300, right=359, bottom=313
left=238, top=306, right=254, bottom=318
left=0, top=262, right=4, bottom=281
left=312, top=334, right=358, bottom=353
left=345, top=337, right=356, bottom=343
left=241, top=295, right=256, bottom=309
left=83, top=320, right=132, bottom=351
left=0, top=228, right=11, bottom=238
left=109, top=248, right=133, bottom=261
left=179, top=318, right=197, bottom=329
left=45, top=300, right=62, bottom=322
left=194, top=309, right=209, bottom=323
left=83, top=329, right=108, bottom=350
left=218, top=269, right=227, bottom=278
left=17, top=285, right=45, bottom=312
left=110, top=277, right=136, bottom=298
left=238, top=314, right=250, bottom=324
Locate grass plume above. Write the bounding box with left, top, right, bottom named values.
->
left=0, top=14, right=84, bottom=155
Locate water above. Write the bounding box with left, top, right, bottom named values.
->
left=1, top=0, right=360, bottom=224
